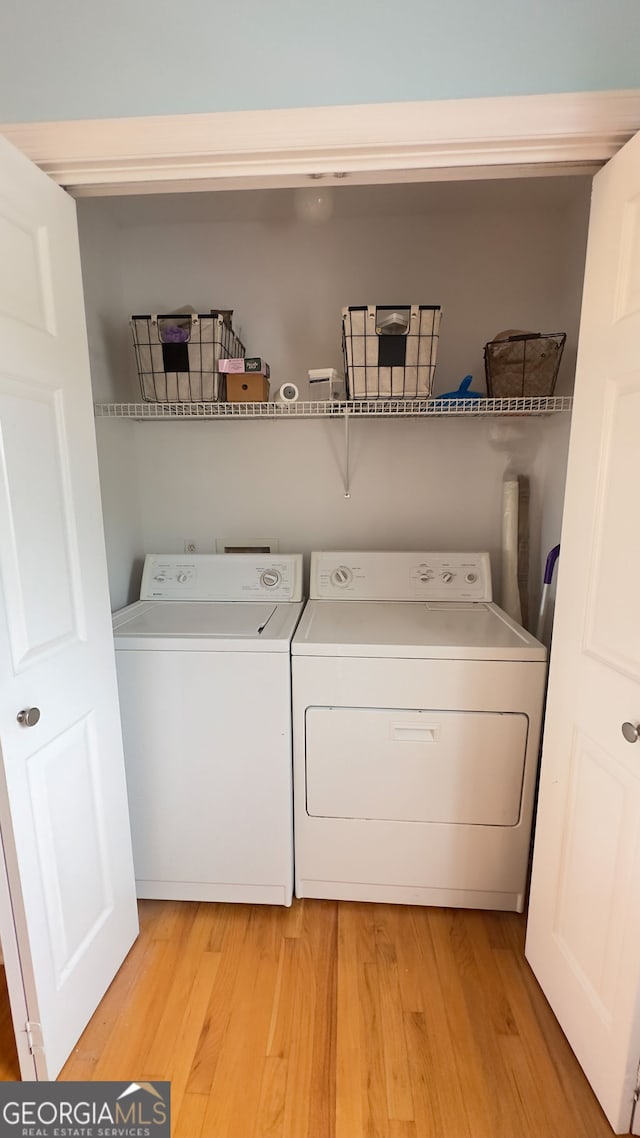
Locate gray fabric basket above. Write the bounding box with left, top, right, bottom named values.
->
left=131, top=312, right=245, bottom=402
left=342, top=305, right=442, bottom=399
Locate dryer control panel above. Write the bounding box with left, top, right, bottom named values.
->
left=310, top=552, right=492, bottom=602
left=140, top=553, right=303, bottom=601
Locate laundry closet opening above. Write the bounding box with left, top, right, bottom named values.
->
left=76, top=175, right=592, bottom=620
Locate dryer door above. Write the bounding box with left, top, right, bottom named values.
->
left=305, top=706, right=528, bottom=825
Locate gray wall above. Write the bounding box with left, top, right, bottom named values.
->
left=78, top=178, right=589, bottom=619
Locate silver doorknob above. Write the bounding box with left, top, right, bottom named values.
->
left=621, top=721, right=639, bottom=744
left=17, top=707, right=40, bottom=728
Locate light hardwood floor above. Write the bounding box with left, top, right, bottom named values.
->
left=0, top=899, right=631, bottom=1138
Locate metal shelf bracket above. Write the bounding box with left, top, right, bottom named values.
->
left=343, top=406, right=351, bottom=498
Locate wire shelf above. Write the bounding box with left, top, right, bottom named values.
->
left=94, top=396, right=573, bottom=421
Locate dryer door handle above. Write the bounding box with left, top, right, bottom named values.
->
left=392, top=724, right=440, bottom=743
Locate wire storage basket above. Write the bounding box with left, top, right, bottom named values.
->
left=342, top=304, right=441, bottom=399
left=484, top=332, right=566, bottom=398
left=131, top=311, right=245, bottom=401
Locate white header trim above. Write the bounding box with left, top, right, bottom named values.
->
left=2, top=91, right=640, bottom=196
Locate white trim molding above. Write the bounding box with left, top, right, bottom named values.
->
left=2, top=90, right=640, bottom=196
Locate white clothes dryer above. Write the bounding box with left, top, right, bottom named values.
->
left=292, top=551, right=546, bottom=912
left=113, top=553, right=303, bottom=906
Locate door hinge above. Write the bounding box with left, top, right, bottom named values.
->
left=25, top=1020, right=44, bottom=1055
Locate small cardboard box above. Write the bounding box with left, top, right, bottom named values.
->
left=226, top=374, right=271, bottom=402
left=217, top=357, right=271, bottom=377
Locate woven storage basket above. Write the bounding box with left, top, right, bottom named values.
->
left=484, top=331, right=566, bottom=398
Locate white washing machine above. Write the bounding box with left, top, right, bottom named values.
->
left=292, top=551, right=547, bottom=912
left=113, top=553, right=304, bottom=906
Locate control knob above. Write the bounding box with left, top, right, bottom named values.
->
left=441, top=572, right=454, bottom=583
left=177, top=573, right=188, bottom=583
left=260, top=569, right=281, bottom=588
left=331, top=566, right=353, bottom=587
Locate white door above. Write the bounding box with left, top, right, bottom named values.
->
left=526, top=128, right=640, bottom=1134
left=0, top=133, right=138, bottom=1079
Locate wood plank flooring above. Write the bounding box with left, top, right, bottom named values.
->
left=0, top=899, right=631, bottom=1137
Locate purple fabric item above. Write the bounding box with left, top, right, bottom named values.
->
left=161, top=324, right=190, bottom=343
left=543, top=544, right=560, bottom=585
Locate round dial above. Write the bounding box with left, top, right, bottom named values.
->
left=177, top=573, right=188, bottom=583
left=441, top=571, right=454, bottom=583
left=260, top=569, right=281, bottom=588
left=331, top=566, right=353, bottom=587
left=465, top=572, right=477, bottom=584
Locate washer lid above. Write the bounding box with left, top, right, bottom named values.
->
left=292, top=600, right=546, bottom=660
left=114, top=601, right=278, bottom=639
left=113, top=599, right=304, bottom=651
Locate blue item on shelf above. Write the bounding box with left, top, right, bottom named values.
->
left=439, top=375, right=483, bottom=400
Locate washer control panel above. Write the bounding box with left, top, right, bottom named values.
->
left=141, top=553, right=303, bottom=601
left=311, top=552, right=492, bottom=601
